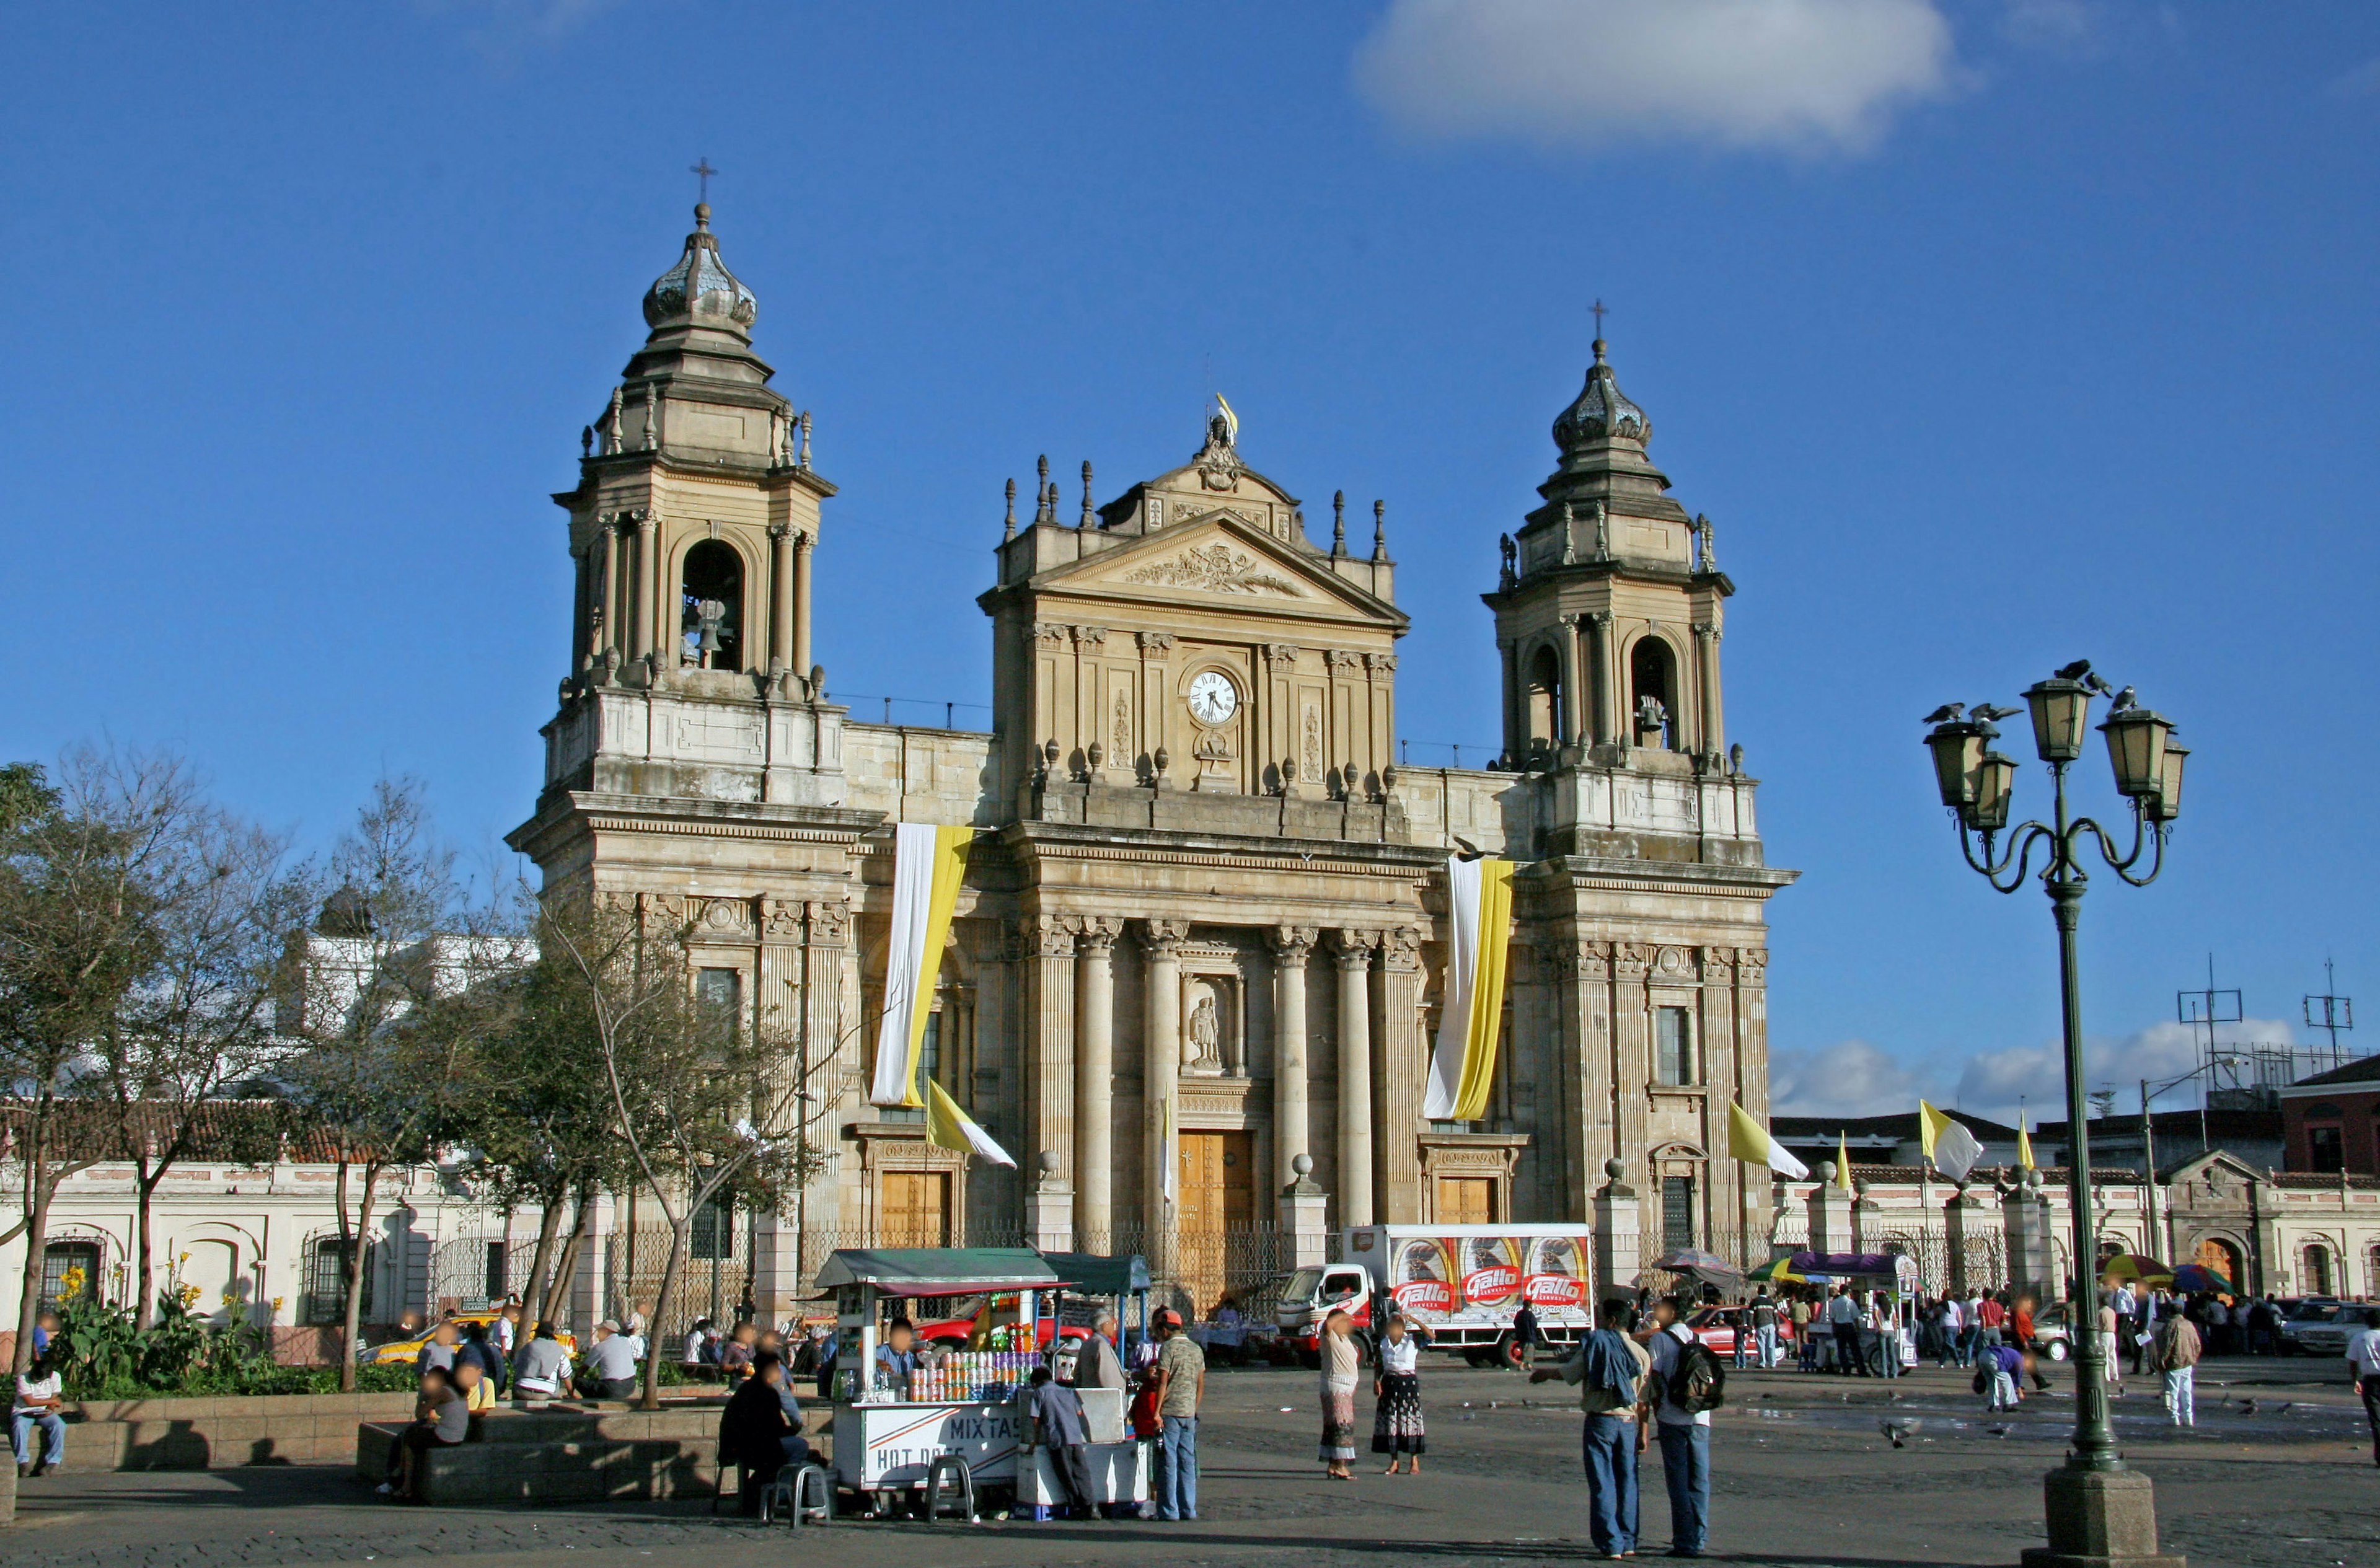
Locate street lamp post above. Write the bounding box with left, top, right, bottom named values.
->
left=1923, top=663, right=2189, bottom=1568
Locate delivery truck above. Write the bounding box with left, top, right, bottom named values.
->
left=1274, top=1224, right=1598, bottom=1366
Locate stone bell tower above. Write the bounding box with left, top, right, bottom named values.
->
left=531, top=203, right=853, bottom=817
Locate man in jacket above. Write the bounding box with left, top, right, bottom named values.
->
left=1534, top=1298, right=1652, bottom=1561
left=2149, top=1310, right=2202, bottom=1427
left=1076, top=1314, right=1129, bottom=1391
left=1030, top=1366, right=1096, bottom=1515
left=718, top=1352, right=803, bottom=1513
left=1826, top=1286, right=1864, bottom=1376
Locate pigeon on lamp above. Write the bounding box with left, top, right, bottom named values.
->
left=2109, top=685, right=2138, bottom=711
left=1922, top=703, right=1965, bottom=725
left=1972, top=704, right=2021, bottom=723
left=2054, top=659, right=2093, bottom=680
left=2082, top=672, right=2115, bottom=697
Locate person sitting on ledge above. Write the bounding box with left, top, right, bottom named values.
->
left=719, top=1351, right=808, bottom=1513
left=575, top=1319, right=640, bottom=1401
left=511, top=1320, right=573, bottom=1405
left=379, top=1366, right=468, bottom=1500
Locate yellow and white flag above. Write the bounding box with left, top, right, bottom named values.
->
left=1919, top=1101, right=1985, bottom=1183
left=1160, top=1093, right=1179, bottom=1210
left=1835, top=1130, right=1855, bottom=1190
left=1422, top=853, right=1515, bottom=1122
left=926, top=1079, right=1014, bottom=1168
left=2017, top=1114, right=2037, bottom=1171
left=868, top=822, right=972, bottom=1106
left=1729, top=1101, right=1810, bottom=1179
left=1214, top=392, right=1239, bottom=443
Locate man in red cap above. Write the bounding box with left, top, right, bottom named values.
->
left=1148, top=1309, right=1205, bottom=1520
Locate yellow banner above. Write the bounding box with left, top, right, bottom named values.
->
left=870, top=822, right=974, bottom=1107
left=1443, top=858, right=1515, bottom=1122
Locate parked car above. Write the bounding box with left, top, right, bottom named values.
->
left=1675, top=1306, right=1797, bottom=1360
left=2290, top=1302, right=2378, bottom=1358
left=361, top=1310, right=574, bottom=1367
left=2030, top=1303, right=2073, bottom=1362
left=2276, top=1297, right=2344, bottom=1356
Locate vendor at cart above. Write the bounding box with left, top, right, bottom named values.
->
left=874, top=1318, right=920, bottom=1390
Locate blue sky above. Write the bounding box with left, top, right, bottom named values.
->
left=4, top=2, right=2376, bottom=1124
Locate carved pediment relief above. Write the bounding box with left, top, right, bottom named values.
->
left=1125, top=542, right=1303, bottom=598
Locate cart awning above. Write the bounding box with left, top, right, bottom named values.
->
left=1036, top=1251, right=1152, bottom=1295
left=812, top=1247, right=1065, bottom=1296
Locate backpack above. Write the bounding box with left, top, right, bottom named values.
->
left=1667, top=1338, right=1726, bottom=1414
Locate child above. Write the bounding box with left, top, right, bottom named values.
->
left=1029, top=1365, right=1094, bottom=1516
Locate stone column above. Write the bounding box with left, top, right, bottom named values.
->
left=792, top=529, right=815, bottom=682
left=1073, top=917, right=1119, bottom=1249
left=2003, top=1171, right=2055, bottom=1297
left=1270, top=926, right=1317, bottom=1192
left=1590, top=611, right=1619, bottom=746
left=1025, top=917, right=1077, bottom=1240
left=1696, top=622, right=1725, bottom=755
left=599, top=518, right=622, bottom=670
left=1592, top=1160, right=1641, bottom=1307
left=1557, top=614, right=1585, bottom=745
left=1025, top=1151, right=1073, bottom=1254
left=627, top=513, right=656, bottom=666
left=767, top=522, right=793, bottom=674
left=1329, top=930, right=1378, bottom=1227
left=1142, top=920, right=1188, bottom=1267
left=1378, top=927, right=1425, bottom=1223
left=1944, top=1185, right=1979, bottom=1296
left=1807, top=1171, right=1853, bottom=1254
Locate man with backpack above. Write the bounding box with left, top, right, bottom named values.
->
left=1645, top=1295, right=1724, bottom=1559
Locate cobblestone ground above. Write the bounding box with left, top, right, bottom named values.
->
left=8, top=1361, right=2376, bottom=1567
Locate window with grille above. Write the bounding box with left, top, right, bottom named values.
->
left=691, top=1196, right=734, bottom=1261
left=1662, top=1176, right=1695, bottom=1253
left=305, top=1238, right=372, bottom=1326
left=2303, top=1245, right=2334, bottom=1297
left=697, top=967, right=743, bottom=1026
left=40, top=1241, right=100, bottom=1314
left=1655, top=1007, right=1695, bottom=1086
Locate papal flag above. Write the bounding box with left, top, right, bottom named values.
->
left=868, top=822, right=973, bottom=1106
left=1835, top=1130, right=1855, bottom=1190
left=1422, top=853, right=1515, bottom=1122
left=1729, top=1101, right=1810, bottom=1179
left=2017, top=1114, right=2037, bottom=1171
left=1160, top=1093, right=1179, bottom=1209
left=926, top=1078, right=1015, bottom=1168
left=1919, top=1100, right=1985, bottom=1182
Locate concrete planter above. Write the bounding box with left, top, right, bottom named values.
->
left=61, top=1391, right=420, bottom=1470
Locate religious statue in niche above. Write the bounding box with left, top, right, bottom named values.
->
left=1182, top=976, right=1238, bottom=1075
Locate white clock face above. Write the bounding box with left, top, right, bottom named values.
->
left=1186, top=671, right=1239, bottom=726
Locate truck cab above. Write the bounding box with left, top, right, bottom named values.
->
left=1276, top=1263, right=1377, bottom=1352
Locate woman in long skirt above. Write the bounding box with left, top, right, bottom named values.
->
left=1373, top=1315, right=1428, bottom=1474
left=1318, top=1310, right=1360, bottom=1480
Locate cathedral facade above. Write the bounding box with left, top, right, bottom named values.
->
left=507, top=208, right=1796, bottom=1315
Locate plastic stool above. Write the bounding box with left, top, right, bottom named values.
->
left=763, top=1463, right=832, bottom=1526
left=922, top=1454, right=975, bottom=1523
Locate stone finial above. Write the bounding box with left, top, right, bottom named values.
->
left=1292, top=1153, right=1312, bottom=1178
left=1080, top=460, right=1095, bottom=528
left=1818, top=1161, right=1837, bottom=1183
left=1604, top=1158, right=1625, bottom=1182
left=1003, top=477, right=1016, bottom=540
left=1372, top=500, right=1388, bottom=563
left=1153, top=745, right=1170, bottom=776
left=1036, top=455, right=1051, bottom=523
left=798, top=410, right=813, bottom=467
left=580, top=425, right=593, bottom=457
left=1331, top=490, right=1346, bottom=557
left=1697, top=513, right=1716, bottom=572
left=808, top=664, right=827, bottom=702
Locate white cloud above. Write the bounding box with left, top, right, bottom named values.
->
left=1770, top=1037, right=1928, bottom=1118
left=1998, top=0, right=2097, bottom=51
left=1351, top=0, right=1960, bottom=156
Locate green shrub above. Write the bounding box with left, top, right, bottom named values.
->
left=50, top=1285, right=418, bottom=1399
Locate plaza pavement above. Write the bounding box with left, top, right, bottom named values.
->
left=7, top=1360, right=2375, bottom=1568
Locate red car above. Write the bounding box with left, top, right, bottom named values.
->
left=1675, top=1306, right=1795, bottom=1359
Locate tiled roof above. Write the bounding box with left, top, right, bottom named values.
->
left=2288, top=1054, right=2380, bottom=1088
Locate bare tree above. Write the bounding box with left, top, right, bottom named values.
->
left=79, top=755, right=314, bottom=1326
left=539, top=899, right=820, bottom=1409
left=0, top=751, right=188, bottom=1375
left=277, top=777, right=509, bottom=1390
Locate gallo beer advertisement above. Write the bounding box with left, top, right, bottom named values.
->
left=1386, top=1235, right=1592, bottom=1323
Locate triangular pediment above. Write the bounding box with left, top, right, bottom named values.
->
left=1041, top=513, right=1402, bottom=626
left=2160, top=1148, right=2267, bottom=1187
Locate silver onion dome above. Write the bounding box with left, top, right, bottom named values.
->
left=642, top=203, right=757, bottom=333
left=1552, top=339, right=1650, bottom=452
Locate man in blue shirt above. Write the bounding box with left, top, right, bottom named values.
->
left=875, top=1319, right=919, bottom=1391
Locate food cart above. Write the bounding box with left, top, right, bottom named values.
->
left=1036, top=1249, right=1154, bottom=1365
left=814, top=1247, right=1146, bottom=1517
left=1782, top=1251, right=1921, bottom=1371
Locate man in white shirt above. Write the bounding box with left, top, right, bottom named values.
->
left=575, top=1319, right=641, bottom=1400
left=1826, top=1287, right=1864, bottom=1376
left=12, top=1355, right=68, bottom=1476
left=1644, top=1297, right=1713, bottom=1559
left=2347, top=1308, right=2380, bottom=1469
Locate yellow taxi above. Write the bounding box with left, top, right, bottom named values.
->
left=359, top=1310, right=577, bottom=1366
